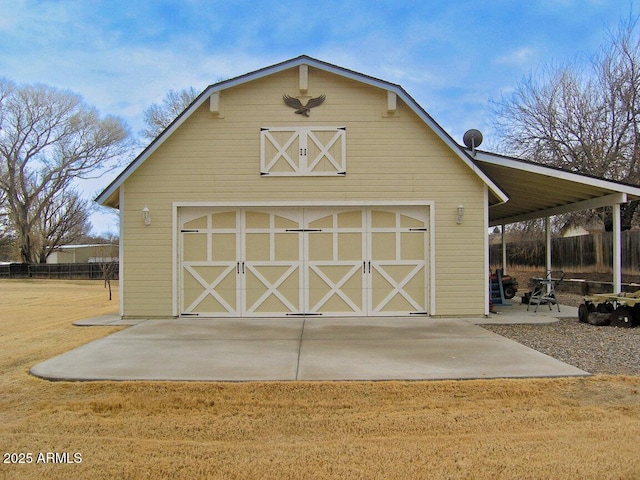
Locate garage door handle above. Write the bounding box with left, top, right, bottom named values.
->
left=236, top=262, right=245, bottom=274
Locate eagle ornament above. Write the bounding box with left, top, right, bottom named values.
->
left=282, top=94, right=326, bottom=116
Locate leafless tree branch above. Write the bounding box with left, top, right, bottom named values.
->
left=0, top=78, right=132, bottom=263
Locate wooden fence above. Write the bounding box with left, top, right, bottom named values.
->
left=0, top=263, right=119, bottom=280
left=490, top=230, right=640, bottom=274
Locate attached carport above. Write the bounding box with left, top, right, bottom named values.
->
left=472, top=150, right=640, bottom=293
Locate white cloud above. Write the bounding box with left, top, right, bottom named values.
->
left=494, top=47, right=538, bottom=67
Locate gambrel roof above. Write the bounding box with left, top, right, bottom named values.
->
left=95, top=55, right=508, bottom=208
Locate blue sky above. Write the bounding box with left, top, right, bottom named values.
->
left=1, top=0, right=637, bottom=234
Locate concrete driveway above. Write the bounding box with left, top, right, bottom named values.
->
left=31, top=307, right=588, bottom=381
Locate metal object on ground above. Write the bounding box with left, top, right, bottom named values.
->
left=527, top=271, right=564, bottom=313
left=579, top=289, right=640, bottom=328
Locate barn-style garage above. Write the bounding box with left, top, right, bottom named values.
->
left=96, top=55, right=510, bottom=319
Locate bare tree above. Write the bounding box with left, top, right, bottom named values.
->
left=95, top=234, right=119, bottom=300
left=0, top=189, right=15, bottom=260
left=490, top=14, right=640, bottom=230
left=0, top=78, right=131, bottom=263
left=34, top=188, right=92, bottom=263
left=139, top=87, right=199, bottom=141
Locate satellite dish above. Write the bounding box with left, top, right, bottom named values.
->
left=463, top=129, right=483, bottom=155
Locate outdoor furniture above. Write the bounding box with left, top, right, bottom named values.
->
left=527, top=271, right=564, bottom=313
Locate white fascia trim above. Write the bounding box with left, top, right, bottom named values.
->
left=489, top=192, right=628, bottom=227
left=174, top=200, right=434, bottom=208
left=96, top=94, right=210, bottom=205
left=475, top=150, right=640, bottom=197
left=390, top=94, right=508, bottom=204
left=298, top=59, right=511, bottom=204
left=315, top=58, right=511, bottom=201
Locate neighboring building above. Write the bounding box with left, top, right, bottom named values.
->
left=96, top=56, right=640, bottom=319
left=46, top=244, right=119, bottom=264
left=561, top=218, right=605, bottom=238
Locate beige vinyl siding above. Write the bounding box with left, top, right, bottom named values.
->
left=435, top=203, right=487, bottom=315
left=120, top=66, right=487, bottom=317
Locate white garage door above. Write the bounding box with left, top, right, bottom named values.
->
left=179, top=206, right=428, bottom=317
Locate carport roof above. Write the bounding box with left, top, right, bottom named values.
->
left=472, top=150, right=640, bottom=227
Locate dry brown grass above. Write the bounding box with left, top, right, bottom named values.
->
left=1, top=279, right=639, bottom=479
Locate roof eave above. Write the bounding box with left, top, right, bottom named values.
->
left=474, top=149, right=640, bottom=200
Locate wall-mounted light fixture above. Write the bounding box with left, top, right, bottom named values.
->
left=456, top=205, right=465, bottom=224
left=142, top=206, right=151, bottom=225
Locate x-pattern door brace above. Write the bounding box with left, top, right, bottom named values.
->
left=244, top=263, right=300, bottom=314
left=183, top=264, right=237, bottom=314
left=307, top=263, right=363, bottom=313
left=371, top=262, right=425, bottom=312
left=306, top=129, right=345, bottom=173
left=261, top=129, right=300, bottom=173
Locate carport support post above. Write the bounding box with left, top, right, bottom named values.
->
left=613, top=203, right=622, bottom=293
left=545, top=217, right=552, bottom=294
left=501, top=224, right=507, bottom=274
